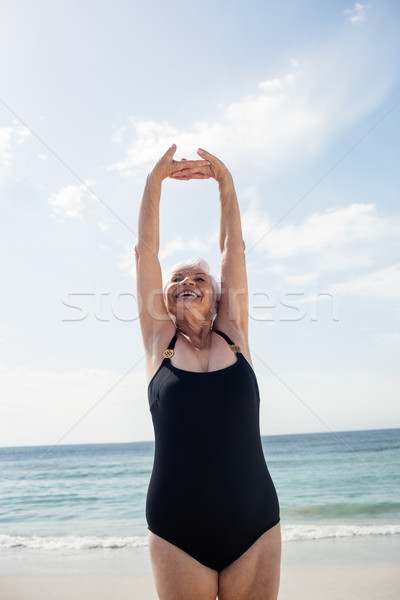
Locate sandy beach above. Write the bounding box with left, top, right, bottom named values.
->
left=1, top=536, right=399, bottom=600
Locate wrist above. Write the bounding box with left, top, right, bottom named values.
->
left=147, top=171, right=164, bottom=186
left=217, top=170, right=233, bottom=186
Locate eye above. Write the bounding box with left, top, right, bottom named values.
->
left=195, top=277, right=205, bottom=282
left=172, top=276, right=182, bottom=282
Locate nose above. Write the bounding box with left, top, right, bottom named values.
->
left=182, top=275, right=195, bottom=285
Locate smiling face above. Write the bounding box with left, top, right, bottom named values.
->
left=164, top=268, right=216, bottom=323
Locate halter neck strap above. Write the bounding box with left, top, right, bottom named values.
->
left=163, top=329, right=241, bottom=359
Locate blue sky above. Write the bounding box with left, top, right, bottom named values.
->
left=1, top=0, right=399, bottom=446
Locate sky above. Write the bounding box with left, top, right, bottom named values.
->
left=1, top=0, right=400, bottom=447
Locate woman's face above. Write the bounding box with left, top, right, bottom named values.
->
left=164, top=268, right=216, bottom=322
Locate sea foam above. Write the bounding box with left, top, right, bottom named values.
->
left=1, top=524, right=400, bottom=551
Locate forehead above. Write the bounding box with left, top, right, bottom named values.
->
left=170, top=269, right=208, bottom=279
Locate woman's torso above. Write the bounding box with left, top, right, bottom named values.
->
left=147, top=328, right=267, bottom=491
left=146, top=327, right=280, bottom=569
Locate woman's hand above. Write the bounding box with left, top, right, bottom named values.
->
left=170, top=148, right=231, bottom=183
left=149, top=144, right=210, bottom=183
left=197, top=148, right=231, bottom=183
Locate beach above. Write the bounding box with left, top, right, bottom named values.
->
left=1, top=431, right=399, bottom=599
left=1, top=535, right=399, bottom=599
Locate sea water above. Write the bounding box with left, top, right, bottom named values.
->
left=1, top=429, right=399, bottom=553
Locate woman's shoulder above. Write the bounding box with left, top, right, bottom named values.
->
left=212, top=318, right=252, bottom=366
left=145, top=321, right=176, bottom=380
left=213, top=316, right=247, bottom=343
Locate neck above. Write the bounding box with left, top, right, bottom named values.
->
left=175, top=314, right=213, bottom=349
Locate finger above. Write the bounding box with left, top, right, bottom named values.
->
left=164, top=143, right=177, bottom=159
left=175, top=175, right=211, bottom=181
left=175, top=159, right=210, bottom=169
left=197, top=148, right=217, bottom=162
left=171, top=173, right=210, bottom=181
left=172, top=165, right=210, bottom=177
left=171, top=168, right=192, bottom=178
left=171, top=173, right=209, bottom=180
left=170, top=173, right=190, bottom=180
left=173, top=159, right=210, bottom=172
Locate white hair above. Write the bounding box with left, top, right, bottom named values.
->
left=164, top=257, right=221, bottom=303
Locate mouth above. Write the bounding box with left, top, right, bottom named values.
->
left=175, top=290, right=200, bottom=299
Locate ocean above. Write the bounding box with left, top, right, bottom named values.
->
left=1, top=429, right=399, bottom=555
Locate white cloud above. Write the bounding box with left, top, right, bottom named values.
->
left=108, top=120, right=179, bottom=176
left=107, top=23, right=396, bottom=180
left=107, top=68, right=316, bottom=176
left=329, top=263, right=400, bottom=300
left=48, top=184, right=86, bottom=220
left=0, top=127, right=13, bottom=167
left=242, top=201, right=400, bottom=294
left=279, top=272, right=319, bottom=287
left=258, top=72, right=298, bottom=93
left=14, top=123, right=31, bottom=140
left=0, top=124, right=31, bottom=184
left=244, top=202, right=400, bottom=258
left=344, top=3, right=371, bottom=24
left=117, top=240, right=136, bottom=278
left=48, top=180, right=96, bottom=221
left=159, top=236, right=209, bottom=261
left=99, top=217, right=111, bottom=232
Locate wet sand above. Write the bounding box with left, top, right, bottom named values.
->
left=1, top=536, right=399, bottom=599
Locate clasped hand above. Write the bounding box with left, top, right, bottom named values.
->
left=150, top=145, right=230, bottom=183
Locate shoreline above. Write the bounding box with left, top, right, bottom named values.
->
left=0, top=535, right=399, bottom=599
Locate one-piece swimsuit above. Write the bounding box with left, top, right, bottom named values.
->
left=146, top=329, right=280, bottom=572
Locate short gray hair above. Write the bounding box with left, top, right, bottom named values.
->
left=164, top=257, right=221, bottom=303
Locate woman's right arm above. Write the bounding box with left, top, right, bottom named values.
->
left=135, top=145, right=210, bottom=354
left=135, top=172, right=169, bottom=353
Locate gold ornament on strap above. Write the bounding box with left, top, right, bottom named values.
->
left=230, top=344, right=241, bottom=354
left=163, top=349, right=174, bottom=359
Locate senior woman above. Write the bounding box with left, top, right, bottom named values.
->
left=135, top=145, right=280, bottom=600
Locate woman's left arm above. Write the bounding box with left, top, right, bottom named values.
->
left=194, top=149, right=248, bottom=338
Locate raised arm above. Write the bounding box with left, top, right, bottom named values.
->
left=135, top=145, right=210, bottom=352
left=135, top=171, right=166, bottom=352
left=194, top=149, right=249, bottom=338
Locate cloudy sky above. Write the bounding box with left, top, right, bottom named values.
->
left=1, top=0, right=399, bottom=446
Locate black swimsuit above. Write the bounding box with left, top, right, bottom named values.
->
left=146, top=329, right=280, bottom=572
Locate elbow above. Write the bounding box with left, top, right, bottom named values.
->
left=134, top=243, right=149, bottom=267
left=221, top=238, right=246, bottom=255
left=134, top=241, right=151, bottom=259
left=134, top=236, right=159, bottom=258
left=134, top=242, right=159, bottom=266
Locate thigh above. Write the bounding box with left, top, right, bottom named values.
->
left=148, top=531, right=219, bottom=600
left=218, top=523, right=281, bottom=600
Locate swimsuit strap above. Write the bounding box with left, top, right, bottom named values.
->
left=162, top=329, right=241, bottom=360
left=163, top=332, right=177, bottom=359
left=212, top=329, right=242, bottom=355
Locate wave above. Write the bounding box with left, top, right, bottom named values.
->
left=1, top=524, right=400, bottom=551
left=282, top=523, right=400, bottom=542
left=0, top=534, right=148, bottom=551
